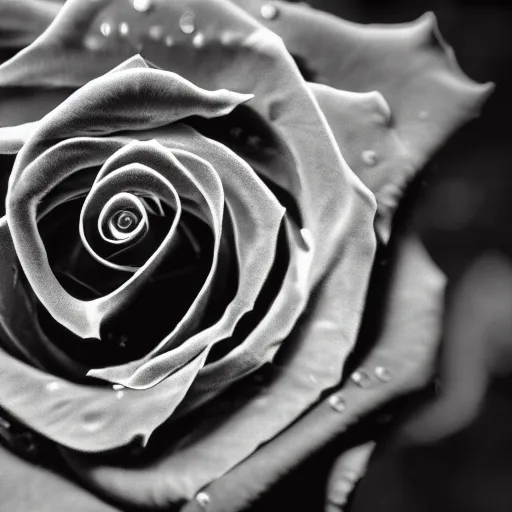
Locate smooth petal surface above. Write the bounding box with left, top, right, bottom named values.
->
left=0, top=0, right=59, bottom=63
left=234, top=1, right=493, bottom=239
left=0, top=442, right=120, bottom=512
left=178, top=234, right=446, bottom=512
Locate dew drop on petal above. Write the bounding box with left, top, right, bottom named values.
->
left=149, top=25, right=164, bottom=41
left=46, top=381, right=61, bottom=392
left=328, top=393, right=346, bottom=413
left=100, top=22, right=112, bottom=37
left=375, top=366, right=392, bottom=382
left=84, top=35, right=104, bottom=51
left=193, top=32, right=205, bottom=48
left=351, top=370, right=371, bottom=388
left=132, top=0, right=152, bottom=13
left=196, top=492, right=211, bottom=508
left=119, top=22, right=130, bottom=36
left=221, top=31, right=238, bottom=45
left=362, top=150, right=377, bottom=166
left=112, top=384, right=124, bottom=391
left=83, top=416, right=103, bottom=432
left=261, top=2, right=279, bottom=20
left=230, top=127, right=243, bottom=139
left=179, top=11, right=196, bottom=35
left=248, top=134, right=263, bottom=148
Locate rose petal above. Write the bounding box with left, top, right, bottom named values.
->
left=0, top=0, right=59, bottom=63
left=0, top=55, right=149, bottom=154
left=6, top=67, right=251, bottom=340
left=176, top=234, right=446, bottom=512
left=0, top=442, right=120, bottom=512
left=88, top=129, right=286, bottom=389
left=238, top=1, right=493, bottom=238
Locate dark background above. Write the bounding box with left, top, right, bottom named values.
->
left=306, top=1, right=512, bottom=511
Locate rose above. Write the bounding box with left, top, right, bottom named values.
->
left=0, top=0, right=492, bottom=510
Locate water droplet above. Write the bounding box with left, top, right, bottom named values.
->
left=148, top=25, right=164, bottom=41
left=164, top=35, right=174, bottom=47
left=84, top=35, right=104, bottom=51
left=351, top=370, right=371, bottom=388
left=247, top=135, right=262, bottom=148
left=83, top=413, right=103, bottom=432
left=328, top=393, right=346, bottom=413
left=46, top=382, right=61, bottom=392
left=179, top=12, right=196, bottom=35
left=362, top=150, right=377, bottom=166
left=193, top=32, right=205, bottom=48
left=112, top=384, right=124, bottom=391
left=418, top=110, right=429, bottom=120
left=261, top=2, right=279, bottom=20
left=132, top=0, right=152, bottom=13
left=119, top=22, right=130, bottom=36
left=374, top=366, right=392, bottom=382
left=116, top=390, right=125, bottom=399
left=220, top=31, right=238, bottom=45
left=230, top=127, right=243, bottom=139
left=196, top=492, right=211, bottom=508
left=118, top=334, right=128, bottom=348
left=100, top=22, right=112, bottom=37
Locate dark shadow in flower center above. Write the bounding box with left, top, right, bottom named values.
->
left=186, top=105, right=304, bottom=229
left=34, top=185, right=239, bottom=369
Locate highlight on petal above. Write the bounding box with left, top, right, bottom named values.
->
left=0, top=121, right=38, bottom=154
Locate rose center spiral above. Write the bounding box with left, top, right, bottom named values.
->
left=113, top=210, right=138, bottom=233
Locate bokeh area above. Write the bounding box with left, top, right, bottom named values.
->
left=307, top=0, right=512, bottom=511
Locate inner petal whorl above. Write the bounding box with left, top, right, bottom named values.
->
left=98, top=192, right=148, bottom=245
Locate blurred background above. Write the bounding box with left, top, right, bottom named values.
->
left=305, top=0, right=512, bottom=510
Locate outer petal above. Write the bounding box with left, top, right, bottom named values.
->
left=177, top=234, right=446, bottom=512
left=0, top=442, right=120, bottom=512
left=0, top=0, right=59, bottom=64
left=233, top=1, right=493, bottom=239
